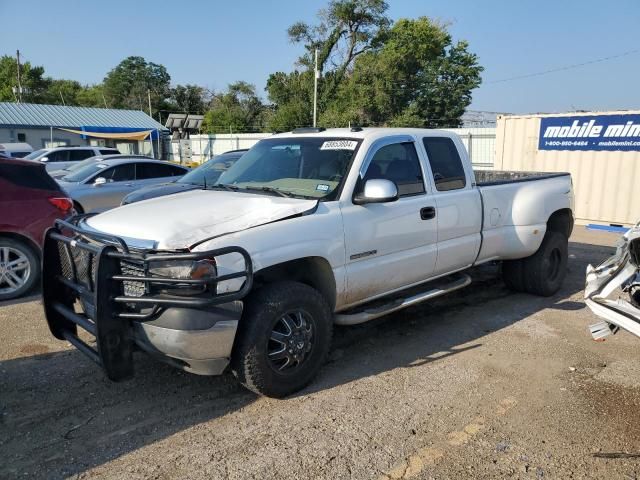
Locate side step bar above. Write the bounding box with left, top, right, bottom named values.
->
left=334, top=273, right=472, bottom=326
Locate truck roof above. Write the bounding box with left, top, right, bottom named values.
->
left=270, top=127, right=459, bottom=142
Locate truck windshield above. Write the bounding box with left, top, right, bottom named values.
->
left=215, top=137, right=361, bottom=198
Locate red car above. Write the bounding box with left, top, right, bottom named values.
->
left=0, top=157, right=74, bottom=300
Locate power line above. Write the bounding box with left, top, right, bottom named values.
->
left=485, top=48, right=640, bottom=84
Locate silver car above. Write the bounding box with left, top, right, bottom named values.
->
left=57, top=157, right=189, bottom=213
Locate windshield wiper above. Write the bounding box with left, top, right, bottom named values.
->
left=243, top=186, right=292, bottom=198
left=208, top=183, right=239, bottom=192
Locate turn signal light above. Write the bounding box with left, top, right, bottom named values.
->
left=48, top=197, right=74, bottom=213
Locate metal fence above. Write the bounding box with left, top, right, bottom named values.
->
left=171, top=128, right=497, bottom=168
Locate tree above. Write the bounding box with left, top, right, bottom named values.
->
left=0, top=55, right=51, bottom=103
left=332, top=17, right=483, bottom=128
left=103, top=56, right=171, bottom=112
left=266, top=0, right=391, bottom=131
left=44, top=79, right=83, bottom=105
left=75, top=84, right=108, bottom=108
left=266, top=4, right=483, bottom=130
left=168, top=84, right=206, bottom=114
left=202, top=82, right=265, bottom=133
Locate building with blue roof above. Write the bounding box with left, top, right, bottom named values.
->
left=0, top=102, right=168, bottom=158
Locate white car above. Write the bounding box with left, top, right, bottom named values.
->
left=24, top=146, right=120, bottom=171
left=42, top=127, right=574, bottom=397
left=0, top=142, right=33, bottom=158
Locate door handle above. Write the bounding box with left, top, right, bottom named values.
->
left=420, top=206, right=436, bottom=220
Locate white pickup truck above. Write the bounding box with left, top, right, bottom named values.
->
left=42, top=128, right=574, bottom=397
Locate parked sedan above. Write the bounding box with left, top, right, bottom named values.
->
left=0, top=157, right=74, bottom=300
left=48, top=155, right=150, bottom=180
left=121, top=149, right=246, bottom=205
left=57, top=157, right=188, bottom=213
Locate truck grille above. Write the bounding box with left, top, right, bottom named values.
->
left=120, top=260, right=146, bottom=297
left=57, top=240, right=98, bottom=289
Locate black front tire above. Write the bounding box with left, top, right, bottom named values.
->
left=231, top=281, right=333, bottom=398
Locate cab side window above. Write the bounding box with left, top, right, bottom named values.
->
left=363, top=142, right=425, bottom=197
left=422, top=137, right=467, bottom=192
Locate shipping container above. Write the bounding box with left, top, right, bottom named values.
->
left=496, top=111, right=640, bottom=227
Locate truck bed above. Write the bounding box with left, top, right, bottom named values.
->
left=475, top=170, right=570, bottom=186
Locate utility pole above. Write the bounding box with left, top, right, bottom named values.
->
left=147, top=89, right=153, bottom=117
left=313, top=48, right=319, bottom=127
left=16, top=50, right=22, bottom=103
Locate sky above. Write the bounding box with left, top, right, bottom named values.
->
left=1, top=0, right=638, bottom=114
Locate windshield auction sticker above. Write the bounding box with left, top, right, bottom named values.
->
left=320, top=140, right=358, bottom=150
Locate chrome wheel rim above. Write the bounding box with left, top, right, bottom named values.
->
left=0, top=246, right=31, bottom=295
left=267, top=310, right=314, bottom=373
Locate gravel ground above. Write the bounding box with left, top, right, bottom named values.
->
left=2, top=227, right=640, bottom=479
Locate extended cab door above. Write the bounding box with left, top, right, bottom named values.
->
left=340, top=136, right=438, bottom=307
left=420, top=135, right=482, bottom=276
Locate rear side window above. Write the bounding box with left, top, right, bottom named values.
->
left=100, top=149, right=119, bottom=155
left=0, top=163, right=60, bottom=191
left=422, top=137, right=466, bottom=191
left=47, top=150, right=70, bottom=162
left=69, top=149, right=95, bottom=161
left=363, top=142, right=425, bottom=197
left=136, top=163, right=185, bottom=179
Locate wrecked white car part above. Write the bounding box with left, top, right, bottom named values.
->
left=585, top=224, right=640, bottom=340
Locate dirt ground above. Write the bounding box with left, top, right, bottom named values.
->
left=2, top=226, right=640, bottom=480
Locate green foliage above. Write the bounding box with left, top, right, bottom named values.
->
left=0, top=55, right=51, bottom=103
left=202, top=82, right=266, bottom=133
left=268, top=4, right=483, bottom=129
left=103, top=56, right=171, bottom=112
left=168, top=84, right=206, bottom=114
left=74, top=84, right=107, bottom=107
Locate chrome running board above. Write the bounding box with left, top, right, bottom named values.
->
left=334, top=273, right=472, bottom=326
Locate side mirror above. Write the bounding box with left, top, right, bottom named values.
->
left=40, top=156, right=49, bottom=163
left=353, top=179, right=399, bottom=205
left=93, top=177, right=107, bottom=186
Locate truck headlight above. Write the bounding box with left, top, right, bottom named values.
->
left=148, top=259, right=217, bottom=295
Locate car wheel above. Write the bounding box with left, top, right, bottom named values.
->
left=0, top=238, right=40, bottom=301
left=519, top=231, right=568, bottom=297
left=232, top=281, right=333, bottom=398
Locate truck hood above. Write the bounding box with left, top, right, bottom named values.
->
left=84, top=189, right=318, bottom=249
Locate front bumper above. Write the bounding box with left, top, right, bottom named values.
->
left=133, top=303, right=242, bottom=375
left=42, top=218, right=253, bottom=380
left=585, top=225, right=640, bottom=340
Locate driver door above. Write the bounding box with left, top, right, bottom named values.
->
left=339, top=137, right=438, bottom=307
